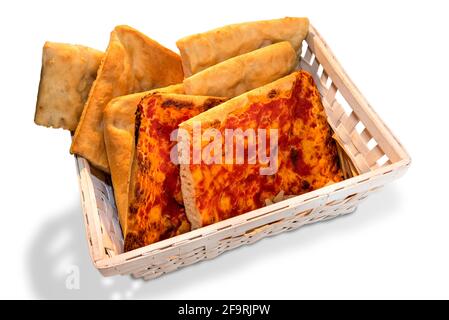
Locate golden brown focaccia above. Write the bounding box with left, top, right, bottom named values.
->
left=176, top=17, right=309, bottom=76
left=71, top=25, right=184, bottom=173
left=125, top=93, right=226, bottom=251
left=34, top=42, right=103, bottom=131
left=179, top=71, right=343, bottom=229
left=103, top=84, right=184, bottom=235
left=183, top=41, right=297, bottom=98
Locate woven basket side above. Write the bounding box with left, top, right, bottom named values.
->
left=300, top=26, right=410, bottom=176
left=131, top=187, right=374, bottom=280
left=97, top=158, right=404, bottom=279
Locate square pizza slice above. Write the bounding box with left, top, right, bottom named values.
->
left=179, top=70, right=343, bottom=229
left=125, top=93, right=226, bottom=251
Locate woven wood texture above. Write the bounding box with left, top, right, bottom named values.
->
left=75, top=24, right=411, bottom=279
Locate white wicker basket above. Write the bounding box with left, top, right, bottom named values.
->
left=75, top=24, right=411, bottom=280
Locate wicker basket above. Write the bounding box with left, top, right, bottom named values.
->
left=75, top=24, right=411, bottom=280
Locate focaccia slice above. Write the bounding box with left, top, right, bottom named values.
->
left=35, top=42, right=103, bottom=131
left=179, top=71, right=343, bottom=229
left=183, top=41, right=297, bottom=98
left=71, top=25, right=184, bottom=173
left=176, top=17, right=309, bottom=76
left=125, top=94, right=226, bottom=251
left=103, top=84, right=184, bottom=235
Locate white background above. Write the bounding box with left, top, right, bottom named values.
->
left=0, top=0, right=447, bottom=299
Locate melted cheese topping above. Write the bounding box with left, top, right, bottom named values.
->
left=124, top=95, right=224, bottom=251
left=189, top=71, right=343, bottom=226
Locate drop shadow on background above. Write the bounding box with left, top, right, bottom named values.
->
left=27, top=185, right=403, bottom=299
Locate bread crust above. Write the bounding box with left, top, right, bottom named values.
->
left=71, top=25, right=184, bottom=173
left=179, top=157, right=203, bottom=230
left=34, top=42, right=103, bottom=131
left=183, top=41, right=297, bottom=98
left=176, top=17, right=309, bottom=76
